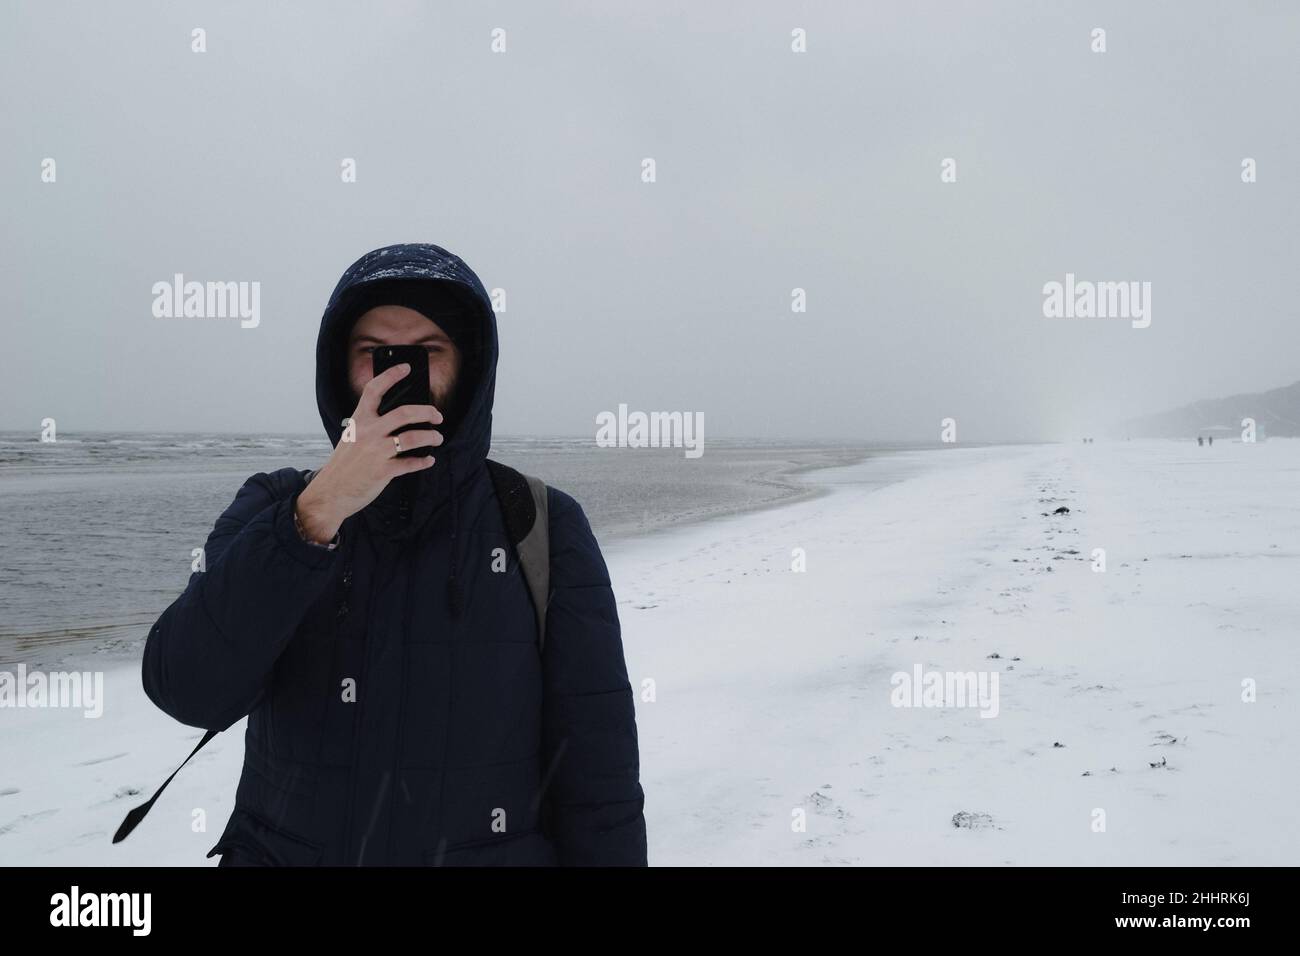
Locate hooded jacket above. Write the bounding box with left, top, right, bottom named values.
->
left=141, top=242, right=648, bottom=866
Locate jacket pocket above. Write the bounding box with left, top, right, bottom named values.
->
left=423, top=828, right=557, bottom=867
left=206, top=805, right=324, bottom=866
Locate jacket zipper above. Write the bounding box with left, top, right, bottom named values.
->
left=340, top=531, right=385, bottom=865
left=382, top=486, right=414, bottom=861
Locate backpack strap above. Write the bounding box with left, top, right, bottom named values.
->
left=518, top=473, right=550, bottom=651
left=112, top=729, right=218, bottom=843
left=484, top=459, right=550, bottom=651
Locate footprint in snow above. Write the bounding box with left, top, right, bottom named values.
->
left=75, top=752, right=129, bottom=767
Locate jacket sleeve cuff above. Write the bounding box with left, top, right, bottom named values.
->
left=273, top=491, right=342, bottom=569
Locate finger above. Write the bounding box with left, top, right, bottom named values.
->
left=379, top=404, right=445, bottom=431
left=356, top=363, right=412, bottom=415
left=387, top=432, right=440, bottom=459
left=390, top=434, right=441, bottom=463
left=392, top=428, right=445, bottom=450
left=391, top=453, right=436, bottom=475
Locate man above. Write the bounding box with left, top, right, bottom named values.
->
left=142, top=242, right=648, bottom=866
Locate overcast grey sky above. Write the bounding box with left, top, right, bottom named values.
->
left=2, top=1, right=1297, bottom=442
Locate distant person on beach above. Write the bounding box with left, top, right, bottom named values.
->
left=1208, top=435, right=1214, bottom=446
left=1198, top=436, right=1204, bottom=446
left=139, top=243, right=647, bottom=866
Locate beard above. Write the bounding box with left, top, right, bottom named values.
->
left=430, top=371, right=458, bottom=419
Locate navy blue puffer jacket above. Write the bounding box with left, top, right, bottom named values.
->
left=141, top=243, right=648, bottom=866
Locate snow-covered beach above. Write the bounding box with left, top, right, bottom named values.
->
left=2, top=440, right=1296, bottom=865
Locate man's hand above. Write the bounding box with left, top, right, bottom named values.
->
left=295, top=363, right=443, bottom=543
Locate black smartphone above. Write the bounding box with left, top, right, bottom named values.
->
left=372, top=344, right=436, bottom=458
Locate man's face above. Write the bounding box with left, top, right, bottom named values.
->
left=347, top=305, right=462, bottom=411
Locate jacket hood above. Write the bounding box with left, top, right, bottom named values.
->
left=314, top=243, right=498, bottom=544
left=317, top=242, right=498, bottom=461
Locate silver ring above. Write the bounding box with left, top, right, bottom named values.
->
left=393, top=435, right=402, bottom=453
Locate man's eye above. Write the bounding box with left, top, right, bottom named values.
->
left=425, top=345, right=443, bottom=353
